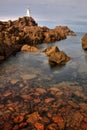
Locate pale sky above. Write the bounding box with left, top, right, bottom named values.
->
left=0, top=0, right=87, bottom=32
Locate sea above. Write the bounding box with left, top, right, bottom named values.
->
left=0, top=32, right=87, bottom=90
left=0, top=32, right=87, bottom=129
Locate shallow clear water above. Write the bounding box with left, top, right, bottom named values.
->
left=0, top=32, right=87, bottom=129
left=0, top=32, right=87, bottom=88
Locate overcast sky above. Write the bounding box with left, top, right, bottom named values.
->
left=0, top=0, right=87, bottom=32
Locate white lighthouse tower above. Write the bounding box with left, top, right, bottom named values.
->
left=26, top=8, right=30, bottom=17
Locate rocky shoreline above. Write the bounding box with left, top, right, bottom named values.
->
left=0, top=16, right=76, bottom=63
left=0, top=17, right=87, bottom=130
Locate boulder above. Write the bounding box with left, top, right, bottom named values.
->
left=43, top=46, right=70, bottom=65
left=49, top=51, right=70, bottom=65
left=21, top=44, right=38, bottom=52
left=82, top=33, right=87, bottom=50
left=43, top=46, right=60, bottom=56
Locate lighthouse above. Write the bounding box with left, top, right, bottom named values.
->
left=26, top=8, right=30, bottom=17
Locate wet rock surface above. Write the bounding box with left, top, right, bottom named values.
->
left=0, top=81, right=87, bottom=130
left=55, top=26, right=76, bottom=36
left=21, top=44, right=38, bottom=52
left=82, top=33, right=87, bottom=50
left=43, top=46, right=71, bottom=65
left=0, top=16, right=75, bottom=63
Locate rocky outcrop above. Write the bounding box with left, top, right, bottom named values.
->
left=44, top=29, right=66, bottom=43
left=82, top=33, right=87, bottom=50
left=21, top=44, right=38, bottom=52
left=0, top=16, right=75, bottom=63
left=55, top=26, right=76, bottom=36
left=43, top=46, right=70, bottom=65
left=23, top=26, right=45, bottom=45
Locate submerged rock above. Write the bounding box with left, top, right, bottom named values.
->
left=34, top=122, right=44, bottom=130
left=27, top=112, right=41, bottom=124
left=52, top=115, right=65, bottom=129
left=0, top=81, right=87, bottom=129
left=21, top=74, right=36, bottom=80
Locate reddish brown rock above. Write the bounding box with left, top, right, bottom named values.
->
left=0, top=84, right=87, bottom=130
left=59, top=105, right=72, bottom=118
left=83, top=95, right=87, bottom=101
left=55, top=91, right=63, bottom=97
left=52, top=115, right=65, bottom=129
left=0, top=104, right=4, bottom=109
left=36, top=88, right=47, bottom=94
left=27, top=112, right=42, bottom=124
left=70, top=112, right=83, bottom=128
left=19, top=122, right=28, bottom=128
left=13, top=115, right=24, bottom=123
left=49, top=87, right=61, bottom=95
left=45, top=98, right=55, bottom=104
left=81, top=123, right=87, bottom=130
left=34, top=98, right=41, bottom=104
left=8, top=107, right=15, bottom=112
left=41, top=116, right=50, bottom=124
left=79, top=103, right=87, bottom=112
left=47, top=112, right=52, bottom=118
left=84, top=117, right=87, bottom=123
left=34, top=122, right=44, bottom=130
left=4, top=113, right=11, bottom=120
left=68, top=101, right=80, bottom=109
left=21, top=94, right=31, bottom=100
left=10, top=79, right=19, bottom=85
left=13, top=125, right=19, bottom=130
left=3, top=122, right=12, bottom=130
left=74, top=90, right=84, bottom=98
left=3, top=92, right=12, bottom=97
left=49, top=87, right=60, bottom=92
left=47, top=123, right=57, bottom=130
